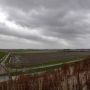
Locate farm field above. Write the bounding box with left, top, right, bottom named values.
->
left=8, top=51, right=90, bottom=67
left=5, top=50, right=90, bottom=75
left=0, top=49, right=90, bottom=90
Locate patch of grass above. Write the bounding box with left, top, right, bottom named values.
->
left=0, top=51, right=7, bottom=62
left=0, top=52, right=6, bottom=58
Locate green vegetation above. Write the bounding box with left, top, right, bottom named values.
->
left=0, top=51, right=7, bottom=63
left=0, top=52, right=6, bottom=58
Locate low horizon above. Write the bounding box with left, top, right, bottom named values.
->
left=1, top=48, right=90, bottom=50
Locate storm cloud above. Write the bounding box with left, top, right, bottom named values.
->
left=0, top=0, right=90, bottom=49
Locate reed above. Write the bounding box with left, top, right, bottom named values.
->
left=0, top=58, right=90, bottom=90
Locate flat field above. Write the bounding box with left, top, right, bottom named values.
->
left=2, top=50, right=90, bottom=75
left=7, top=51, right=90, bottom=68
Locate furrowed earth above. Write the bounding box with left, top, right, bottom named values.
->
left=3, top=50, right=90, bottom=75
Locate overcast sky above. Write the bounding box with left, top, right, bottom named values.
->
left=0, top=0, right=90, bottom=49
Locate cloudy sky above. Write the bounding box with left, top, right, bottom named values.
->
left=0, top=0, right=90, bottom=49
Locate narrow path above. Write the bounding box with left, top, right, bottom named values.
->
left=1, top=52, right=11, bottom=66
left=0, top=52, right=11, bottom=79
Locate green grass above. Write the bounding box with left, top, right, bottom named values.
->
left=0, top=52, right=7, bottom=62
left=0, top=52, right=6, bottom=58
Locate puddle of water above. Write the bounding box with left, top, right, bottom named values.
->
left=0, top=76, right=9, bottom=82
left=0, top=75, right=17, bottom=82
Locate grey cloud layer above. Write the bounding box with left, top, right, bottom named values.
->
left=0, top=0, right=90, bottom=49
left=1, top=0, right=90, bottom=10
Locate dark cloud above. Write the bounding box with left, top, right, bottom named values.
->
left=1, top=0, right=90, bottom=10
left=0, top=0, right=90, bottom=49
